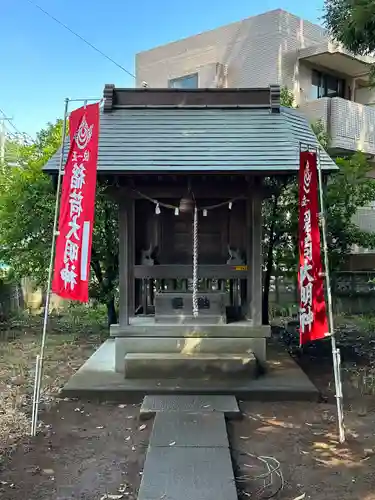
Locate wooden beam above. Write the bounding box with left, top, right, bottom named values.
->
left=128, top=198, right=135, bottom=316
left=118, top=198, right=135, bottom=325
left=133, top=265, right=249, bottom=279
left=118, top=199, right=129, bottom=326
left=250, top=191, right=263, bottom=326
left=102, top=85, right=278, bottom=110
left=101, top=180, right=258, bottom=201
left=123, top=185, right=252, bottom=200
left=246, top=190, right=252, bottom=319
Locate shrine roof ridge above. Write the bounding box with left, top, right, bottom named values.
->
left=102, top=84, right=281, bottom=112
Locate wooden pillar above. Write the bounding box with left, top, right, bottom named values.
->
left=250, top=191, right=263, bottom=326
left=245, top=192, right=252, bottom=319
left=128, top=199, right=135, bottom=316
left=118, top=197, right=135, bottom=326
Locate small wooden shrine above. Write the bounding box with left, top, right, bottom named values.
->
left=45, top=84, right=336, bottom=382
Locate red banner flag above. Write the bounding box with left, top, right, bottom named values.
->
left=52, top=103, right=100, bottom=302
left=298, top=151, right=329, bottom=345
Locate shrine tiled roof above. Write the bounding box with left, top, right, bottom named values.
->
left=44, top=85, right=337, bottom=174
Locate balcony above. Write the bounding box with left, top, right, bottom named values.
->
left=300, top=97, right=375, bottom=156
left=298, top=41, right=374, bottom=78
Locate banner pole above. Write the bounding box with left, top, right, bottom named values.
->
left=30, top=354, right=40, bottom=436
left=316, top=147, right=345, bottom=444
left=31, top=98, right=70, bottom=437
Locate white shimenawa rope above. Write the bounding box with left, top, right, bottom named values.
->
left=192, top=206, right=199, bottom=317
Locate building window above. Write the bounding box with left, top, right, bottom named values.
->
left=168, top=73, right=198, bottom=89
left=311, top=70, right=346, bottom=99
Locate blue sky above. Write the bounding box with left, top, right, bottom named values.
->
left=2, top=0, right=324, bottom=137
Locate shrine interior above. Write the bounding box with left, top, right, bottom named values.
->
left=106, top=173, right=263, bottom=327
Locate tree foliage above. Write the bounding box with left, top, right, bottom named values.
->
left=280, top=86, right=295, bottom=108
left=1, top=99, right=375, bottom=326
left=261, top=87, right=375, bottom=322
left=0, top=121, right=119, bottom=326
left=324, top=0, right=375, bottom=56
left=262, top=152, right=375, bottom=321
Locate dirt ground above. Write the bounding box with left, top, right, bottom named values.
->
left=230, top=401, right=375, bottom=500
left=0, top=400, right=150, bottom=500
left=2, top=400, right=374, bottom=500
left=0, top=312, right=106, bottom=453
left=0, top=310, right=151, bottom=500
left=1, top=312, right=375, bottom=499
left=230, top=316, right=375, bottom=500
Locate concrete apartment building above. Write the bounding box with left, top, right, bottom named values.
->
left=136, top=8, right=375, bottom=268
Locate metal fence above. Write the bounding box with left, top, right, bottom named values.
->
left=269, top=271, right=375, bottom=315
left=0, top=279, right=22, bottom=317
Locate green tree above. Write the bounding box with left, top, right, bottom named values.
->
left=262, top=175, right=296, bottom=322
left=261, top=87, right=375, bottom=323
left=0, top=121, right=119, bottom=326
left=262, top=152, right=375, bottom=323
left=280, top=86, right=296, bottom=108
left=262, top=88, right=302, bottom=321
left=325, top=153, right=375, bottom=266
left=324, top=0, right=375, bottom=57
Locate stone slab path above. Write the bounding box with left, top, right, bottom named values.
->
left=149, top=412, right=229, bottom=447
left=138, top=395, right=239, bottom=500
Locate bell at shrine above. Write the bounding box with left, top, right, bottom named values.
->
left=178, top=191, right=195, bottom=213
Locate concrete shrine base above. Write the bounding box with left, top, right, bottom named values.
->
left=110, top=318, right=271, bottom=370
left=60, top=338, right=319, bottom=402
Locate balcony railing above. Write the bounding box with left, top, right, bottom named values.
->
left=300, top=97, right=375, bottom=156
left=300, top=98, right=375, bottom=255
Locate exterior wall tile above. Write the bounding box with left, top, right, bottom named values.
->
left=355, top=86, right=375, bottom=106
left=299, top=98, right=329, bottom=128
left=136, top=9, right=326, bottom=90
left=330, top=98, right=375, bottom=155
left=353, top=207, right=375, bottom=234
left=301, top=97, right=375, bottom=156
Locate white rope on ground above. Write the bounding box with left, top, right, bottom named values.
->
left=235, top=451, right=284, bottom=499
left=192, top=206, right=199, bottom=317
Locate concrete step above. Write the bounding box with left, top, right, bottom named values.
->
left=60, top=339, right=320, bottom=402
left=110, top=321, right=271, bottom=339
left=124, top=352, right=258, bottom=379
left=115, top=336, right=266, bottom=372
left=149, top=411, right=229, bottom=447
left=140, top=395, right=240, bottom=420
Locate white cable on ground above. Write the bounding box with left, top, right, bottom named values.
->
left=235, top=451, right=284, bottom=499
